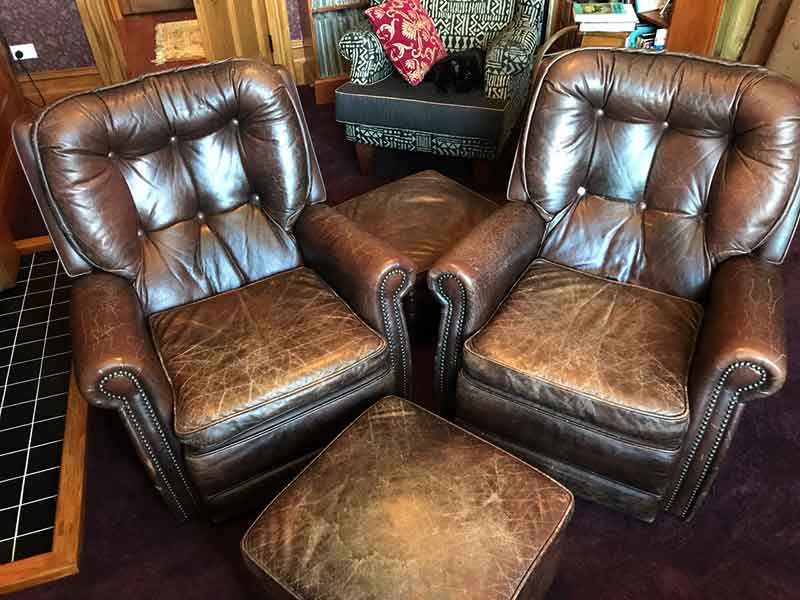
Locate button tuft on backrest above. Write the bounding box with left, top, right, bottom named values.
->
left=35, top=60, right=316, bottom=313
left=521, top=49, right=800, bottom=299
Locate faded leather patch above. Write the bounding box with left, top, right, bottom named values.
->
left=464, top=259, right=702, bottom=449
left=243, top=396, right=573, bottom=600
left=150, top=267, right=387, bottom=448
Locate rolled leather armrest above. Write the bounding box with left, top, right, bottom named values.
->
left=72, top=272, right=199, bottom=520
left=296, top=204, right=416, bottom=398
left=72, top=272, right=173, bottom=414
left=428, top=201, right=545, bottom=403
left=339, top=26, right=394, bottom=86
left=665, top=256, right=786, bottom=519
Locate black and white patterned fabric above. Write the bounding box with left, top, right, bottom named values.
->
left=337, top=0, right=545, bottom=159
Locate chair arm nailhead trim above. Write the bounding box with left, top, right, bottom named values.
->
left=380, top=269, right=410, bottom=397
left=99, top=369, right=197, bottom=519
left=664, top=361, right=768, bottom=517
left=435, top=273, right=466, bottom=396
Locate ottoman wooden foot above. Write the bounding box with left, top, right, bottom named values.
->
left=355, top=143, right=375, bottom=176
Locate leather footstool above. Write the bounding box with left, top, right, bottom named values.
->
left=242, top=396, right=574, bottom=600
left=335, top=171, right=497, bottom=330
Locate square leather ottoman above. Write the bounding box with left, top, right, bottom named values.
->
left=242, top=396, right=574, bottom=600
left=335, top=170, right=497, bottom=329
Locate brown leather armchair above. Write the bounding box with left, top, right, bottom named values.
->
left=429, top=49, right=800, bottom=522
left=13, top=60, right=414, bottom=521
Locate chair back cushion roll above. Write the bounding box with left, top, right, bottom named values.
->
left=514, top=49, right=800, bottom=300
left=34, top=60, right=320, bottom=313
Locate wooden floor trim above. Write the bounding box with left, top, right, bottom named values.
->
left=0, top=375, right=87, bottom=595
left=13, top=236, right=53, bottom=254
left=17, top=66, right=103, bottom=107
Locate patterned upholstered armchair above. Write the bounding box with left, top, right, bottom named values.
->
left=336, top=0, right=544, bottom=170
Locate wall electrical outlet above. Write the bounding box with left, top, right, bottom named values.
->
left=9, top=43, right=38, bottom=60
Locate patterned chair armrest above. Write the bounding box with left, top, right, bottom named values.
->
left=484, top=21, right=540, bottom=101
left=486, top=22, right=538, bottom=76
left=339, top=26, right=394, bottom=85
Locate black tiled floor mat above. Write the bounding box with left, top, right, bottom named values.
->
left=0, top=252, right=72, bottom=563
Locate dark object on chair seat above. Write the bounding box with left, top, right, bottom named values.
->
left=335, top=170, right=497, bottom=329
left=242, top=395, right=574, bottom=600
left=425, top=47, right=486, bottom=93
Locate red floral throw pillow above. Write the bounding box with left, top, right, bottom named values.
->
left=365, top=0, right=448, bottom=86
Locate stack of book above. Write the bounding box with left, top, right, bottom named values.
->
left=572, top=2, right=639, bottom=33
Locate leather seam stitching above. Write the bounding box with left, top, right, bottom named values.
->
left=663, top=361, right=768, bottom=516
left=456, top=408, right=663, bottom=500
left=206, top=447, right=322, bottom=501
left=99, top=369, right=196, bottom=514
left=187, top=366, right=391, bottom=456
left=461, top=344, right=691, bottom=423
left=174, top=339, right=388, bottom=442
left=460, top=372, right=683, bottom=453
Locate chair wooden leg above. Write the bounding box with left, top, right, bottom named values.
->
left=355, top=143, right=375, bottom=176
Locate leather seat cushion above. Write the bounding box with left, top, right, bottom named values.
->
left=335, top=170, right=497, bottom=277
left=463, top=259, right=702, bottom=449
left=150, top=267, right=389, bottom=450
left=335, top=75, right=508, bottom=141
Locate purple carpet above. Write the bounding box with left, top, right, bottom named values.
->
left=11, top=88, right=800, bottom=599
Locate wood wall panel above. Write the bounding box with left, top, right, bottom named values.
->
left=666, top=0, right=726, bottom=55
left=17, top=66, right=104, bottom=106
left=0, top=43, right=23, bottom=286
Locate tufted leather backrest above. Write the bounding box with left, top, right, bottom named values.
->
left=508, top=49, right=800, bottom=300
left=27, top=60, right=324, bottom=314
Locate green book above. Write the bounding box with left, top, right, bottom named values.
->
left=573, top=3, right=637, bottom=22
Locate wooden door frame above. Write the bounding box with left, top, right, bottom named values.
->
left=74, top=0, right=128, bottom=84
left=75, top=0, right=294, bottom=84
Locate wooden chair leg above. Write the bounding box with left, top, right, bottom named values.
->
left=355, top=143, right=375, bottom=176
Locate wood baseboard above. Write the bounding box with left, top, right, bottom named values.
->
left=17, top=66, right=103, bottom=107
left=0, top=375, right=87, bottom=594
left=14, top=235, right=53, bottom=254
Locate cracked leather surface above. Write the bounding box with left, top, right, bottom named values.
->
left=242, top=396, right=573, bottom=600
left=336, top=170, right=497, bottom=277
left=18, top=60, right=417, bottom=520
left=150, top=267, right=388, bottom=450
left=336, top=170, right=497, bottom=327
left=32, top=61, right=324, bottom=314
left=296, top=204, right=415, bottom=398
left=464, top=259, right=702, bottom=449
left=515, top=50, right=800, bottom=298
left=443, top=49, right=800, bottom=521
left=667, top=256, right=787, bottom=517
